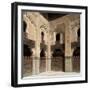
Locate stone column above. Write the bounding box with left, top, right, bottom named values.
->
left=46, top=32, right=51, bottom=72
left=65, top=23, right=72, bottom=72
left=34, top=27, right=40, bottom=74
left=32, top=49, right=36, bottom=75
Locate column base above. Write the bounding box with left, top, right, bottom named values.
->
left=65, top=56, right=72, bottom=72
left=32, top=57, right=40, bottom=75
left=46, top=58, right=51, bottom=72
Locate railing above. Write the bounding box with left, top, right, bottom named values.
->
left=72, top=56, right=80, bottom=72
left=51, top=57, right=64, bottom=71
left=40, top=57, right=46, bottom=73
left=22, top=56, right=80, bottom=77
left=23, top=56, right=65, bottom=76
left=23, top=56, right=33, bottom=77
left=23, top=57, right=47, bottom=76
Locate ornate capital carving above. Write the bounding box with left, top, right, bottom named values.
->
left=40, top=24, right=49, bottom=33
left=71, top=20, right=80, bottom=30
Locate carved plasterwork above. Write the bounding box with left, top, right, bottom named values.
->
left=71, top=20, right=80, bottom=31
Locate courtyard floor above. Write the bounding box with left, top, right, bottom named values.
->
left=23, top=71, right=80, bottom=79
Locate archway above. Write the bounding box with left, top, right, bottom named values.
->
left=51, top=48, right=64, bottom=71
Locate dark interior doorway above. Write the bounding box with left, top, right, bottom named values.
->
left=24, top=44, right=33, bottom=56
left=56, top=33, right=60, bottom=42
left=23, top=21, right=27, bottom=32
